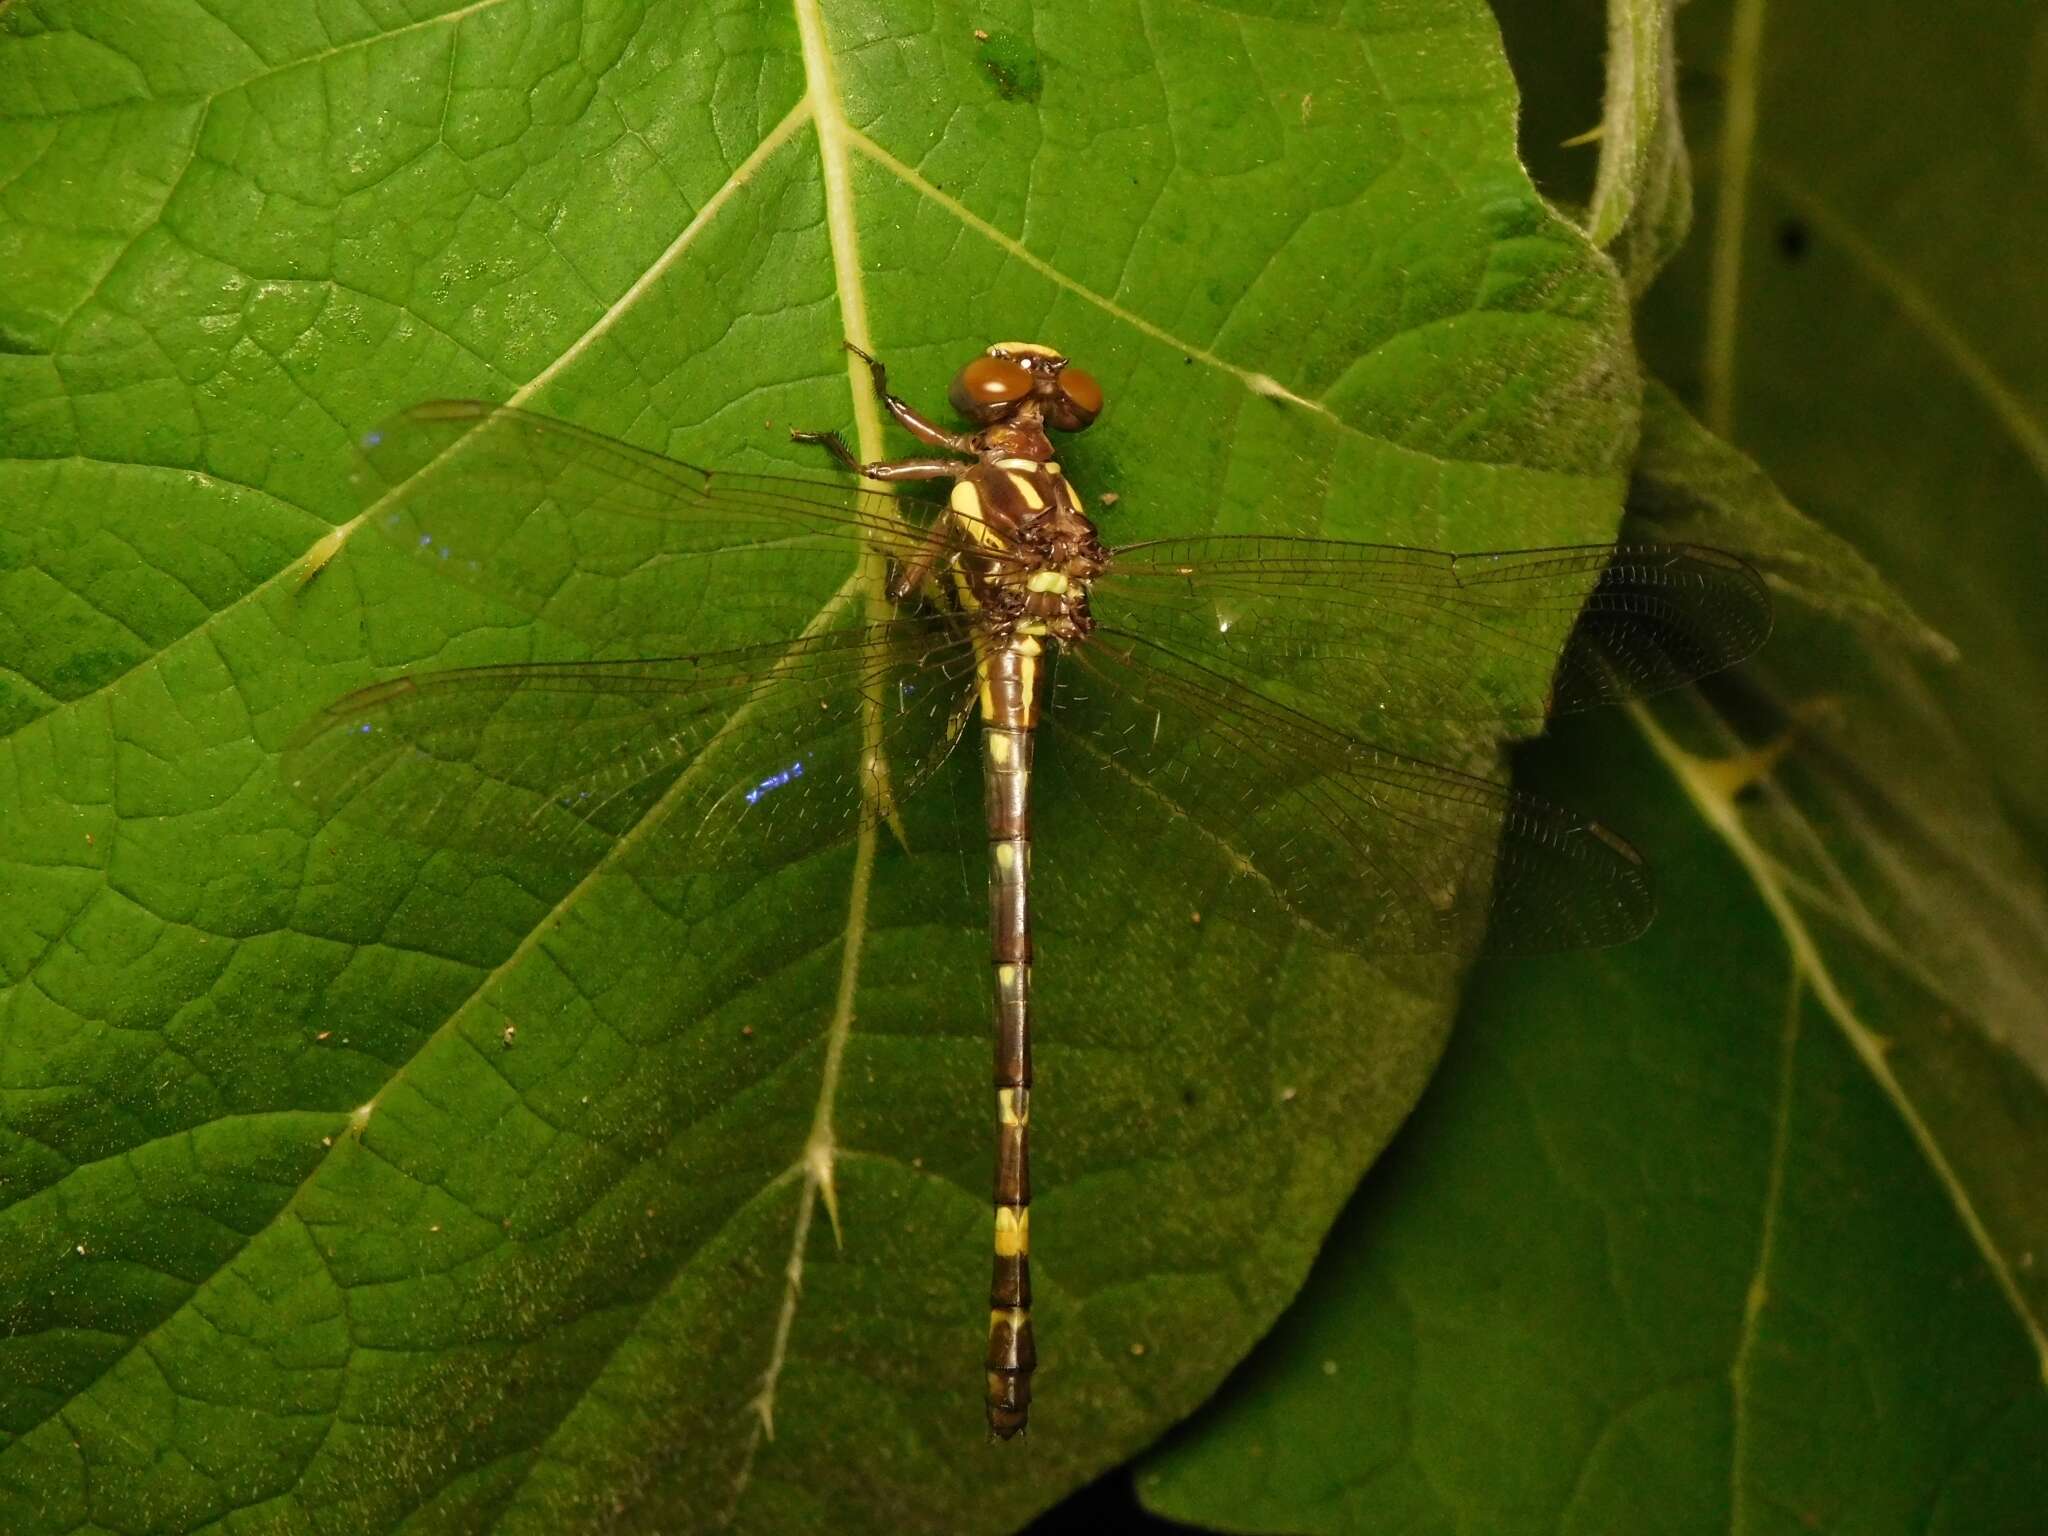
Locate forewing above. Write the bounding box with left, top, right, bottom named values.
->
left=285, top=615, right=979, bottom=875
left=1047, top=628, right=1652, bottom=956
left=354, top=401, right=985, bottom=655
left=1094, top=537, right=1771, bottom=726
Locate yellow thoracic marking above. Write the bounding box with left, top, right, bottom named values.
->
left=992, top=341, right=1059, bottom=358
left=1013, top=633, right=1043, bottom=655
left=1007, top=471, right=1045, bottom=510
left=994, top=1205, right=1031, bottom=1256
left=994, top=457, right=1040, bottom=470
left=1026, top=570, right=1068, bottom=594
left=998, top=1086, right=1030, bottom=1126
left=950, top=480, right=1005, bottom=550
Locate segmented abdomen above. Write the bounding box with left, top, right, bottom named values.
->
left=980, top=638, right=1041, bottom=1438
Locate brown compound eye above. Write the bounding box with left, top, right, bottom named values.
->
left=1051, top=367, right=1102, bottom=430
left=950, top=354, right=1034, bottom=420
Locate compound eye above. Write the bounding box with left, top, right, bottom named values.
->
left=1056, top=367, right=1103, bottom=424
left=950, top=355, right=1034, bottom=419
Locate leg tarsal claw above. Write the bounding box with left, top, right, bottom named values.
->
left=789, top=427, right=860, bottom=474
left=840, top=338, right=895, bottom=404
left=840, top=338, right=886, bottom=391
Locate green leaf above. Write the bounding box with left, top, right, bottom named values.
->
left=1136, top=3, right=2048, bottom=1524
left=1637, top=0, right=2048, bottom=1350
left=1633, top=380, right=1950, bottom=656
left=1639, top=0, right=2048, bottom=857
left=0, top=2, right=1637, bottom=1530
left=1138, top=403, right=2048, bottom=1534
left=1140, top=701, right=2048, bottom=1534
left=1140, top=438, right=2048, bottom=1536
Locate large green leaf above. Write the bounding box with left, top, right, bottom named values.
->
left=1139, top=382, right=2048, bottom=1532
left=1142, top=725, right=2048, bottom=1534
left=1140, top=8, right=2047, bottom=1529
left=1637, top=0, right=2048, bottom=861
left=0, top=2, right=1638, bottom=1530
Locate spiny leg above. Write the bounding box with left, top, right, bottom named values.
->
left=791, top=340, right=975, bottom=474
left=788, top=426, right=970, bottom=485
left=788, top=426, right=861, bottom=475
left=789, top=346, right=972, bottom=596
left=842, top=339, right=977, bottom=453
left=887, top=515, right=958, bottom=602
left=842, top=339, right=891, bottom=399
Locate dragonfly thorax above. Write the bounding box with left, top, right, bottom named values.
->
left=947, top=454, right=1105, bottom=643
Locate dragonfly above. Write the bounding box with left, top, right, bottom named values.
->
left=286, top=340, right=1771, bottom=1440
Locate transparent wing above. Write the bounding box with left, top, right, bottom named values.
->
left=1094, top=537, right=1771, bottom=726
left=1047, top=627, right=1652, bottom=955
left=353, top=401, right=1004, bottom=655
left=285, top=614, right=980, bottom=875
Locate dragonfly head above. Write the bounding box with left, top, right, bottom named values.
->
left=951, top=342, right=1103, bottom=433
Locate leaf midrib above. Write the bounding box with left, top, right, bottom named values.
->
left=714, top=0, right=927, bottom=1504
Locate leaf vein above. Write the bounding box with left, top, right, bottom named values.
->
left=1633, top=700, right=2048, bottom=1378
left=0, top=99, right=812, bottom=749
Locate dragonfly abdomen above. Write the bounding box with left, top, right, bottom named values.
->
left=982, top=640, right=1042, bottom=1438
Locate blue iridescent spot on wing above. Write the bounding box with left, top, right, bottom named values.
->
left=743, top=761, right=806, bottom=805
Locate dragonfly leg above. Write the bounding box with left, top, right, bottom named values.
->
left=787, top=427, right=861, bottom=474
left=858, top=456, right=970, bottom=482
left=887, top=515, right=956, bottom=602
left=843, top=339, right=977, bottom=453
left=789, top=428, right=968, bottom=486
